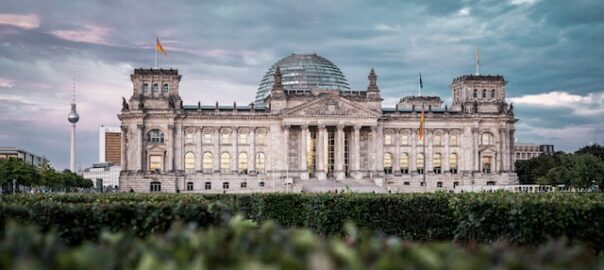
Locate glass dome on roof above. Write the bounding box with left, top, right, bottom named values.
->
left=255, top=53, right=350, bottom=105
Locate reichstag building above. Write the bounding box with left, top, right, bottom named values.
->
left=118, top=53, right=518, bottom=193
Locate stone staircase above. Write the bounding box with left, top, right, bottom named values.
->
left=294, top=178, right=388, bottom=193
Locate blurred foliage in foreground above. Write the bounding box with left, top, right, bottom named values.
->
left=0, top=216, right=602, bottom=270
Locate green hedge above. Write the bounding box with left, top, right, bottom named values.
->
left=1, top=217, right=602, bottom=270
left=2, top=192, right=604, bottom=250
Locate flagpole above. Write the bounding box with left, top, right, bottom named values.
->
left=422, top=103, right=426, bottom=192
left=418, top=73, right=421, bottom=96
left=155, top=47, right=158, bottom=69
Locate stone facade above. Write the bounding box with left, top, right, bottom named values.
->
left=118, top=66, right=518, bottom=193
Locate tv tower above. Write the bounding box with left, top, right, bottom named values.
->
left=67, top=77, right=79, bottom=172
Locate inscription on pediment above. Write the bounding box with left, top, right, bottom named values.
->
left=286, top=97, right=379, bottom=118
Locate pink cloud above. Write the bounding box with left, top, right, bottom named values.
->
left=50, top=24, right=112, bottom=45
left=0, top=13, right=40, bottom=30
left=0, top=78, right=15, bottom=88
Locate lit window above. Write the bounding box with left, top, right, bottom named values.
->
left=203, top=133, right=212, bottom=144
left=146, top=129, right=164, bottom=143
left=417, top=153, right=424, bottom=173
left=482, top=156, right=492, bottom=174
left=150, top=182, right=161, bottom=192
left=433, top=153, right=442, bottom=174
left=239, top=133, right=248, bottom=144
left=162, top=84, right=169, bottom=93
left=142, top=83, right=149, bottom=95
left=185, top=152, right=195, bottom=171
left=449, top=153, right=458, bottom=174
left=383, top=153, right=393, bottom=174
left=384, top=134, right=392, bottom=145
left=220, top=152, right=230, bottom=173
left=238, top=152, right=248, bottom=174
left=149, top=155, right=162, bottom=171
left=152, top=83, right=159, bottom=94
left=400, top=153, right=409, bottom=174
left=186, top=182, right=193, bottom=191
left=256, top=152, right=265, bottom=173
left=203, top=152, right=213, bottom=172
left=401, top=133, right=409, bottom=145
left=450, top=134, right=458, bottom=146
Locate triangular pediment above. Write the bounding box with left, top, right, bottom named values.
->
left=283, top=95, right=380, bottom=118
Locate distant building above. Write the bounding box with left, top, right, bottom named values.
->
left=99, top=126, right=121, bottom=165
left=81, top=162, right=120, bottom=190
left=0, top=146, right=48, bottom=167
left=513, top=143, right=555, bottom=162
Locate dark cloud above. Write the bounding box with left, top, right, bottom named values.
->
left=0, top=0, right=602, bottom=168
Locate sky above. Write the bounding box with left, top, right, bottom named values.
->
left=0, top=0, right=602, bottom=170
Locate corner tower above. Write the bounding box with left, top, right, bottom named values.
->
left=450, top=75, right=508, bottom=114
left=127, top=69, right=182, bottom=111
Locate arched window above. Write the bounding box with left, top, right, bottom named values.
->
left=162, top=84, right=169, bottom=94
left=146, top=129, right=164, bottom=143
left=202, top=152, right=213, bottom=172
left=401, top=132, right=409, bottom=145
left=152, top=83, right=159, bottom=94
left=256, top=152, right=265, bottom=173
left=449, top=133, right=458, bottom=146
left=449, top=153, right=458, bottom=174
left=383, top=153, right=393, bottom=174
left=490, top=89, right=496, bottom=99
left=473, top=89, right=478, bottom=98
left=482, top=89, right=487, bottom=98
left=481, top=132, right=493, bottom=145
left=416, top=153, right=424, bottom=174
left=238, top=152, right=248, bottom=174
left=185, top=152, right=195, bottom=171
left=400, top=153, right=409, bottom=174
left=142, top=83, right=149, bottom=95
left=433, top=153, right=442, bottom=174
left=220, top=152, right=230, bottom=173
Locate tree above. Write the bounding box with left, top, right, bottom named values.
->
left=38, top=162, right=63, bottom=191
left=545, top=154, right=604, bottom=189
left=576, top=144, right=604, bottom=161
left=0, top=158, right=39, bottom=192
left=515, top=155, right=557, bottom=184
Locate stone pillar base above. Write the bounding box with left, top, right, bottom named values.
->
left=335, top=171, right=345, bottom=180
left=351, top=171, right=363, bottom=180
left=316, top=171, right=326, bottom=180
left=300, top=172, right=309, bottom=180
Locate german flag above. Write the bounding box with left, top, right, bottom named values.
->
left=155, top=38, right=167, bottom=56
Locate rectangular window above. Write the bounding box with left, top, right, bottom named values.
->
left=221, top=133, right=231, bottom=144
left=256, top=133, right=265, bottom=145
left=437, top=182, right=443, bottom=188
left=401, top=134, right=409, bottom=145
left=149, top=155, right=162, bottom=171
left=450, top=134, right=458, bottom=146
left=434, top=134, right=441, bottom=146
left=205, top=182, right=211, bottom=190
left=259, top=181, right=265, bottom=187
left=186, top=182, right=193, bottom=191
left=223, top=182, right=229, bottom=189
left=384, top=134, right=392, bottom=145
left=203, top=133, right=213, bottom=144
left=453, top=181, right=459, bottom=188
left=150, top=182, right=161, bottom=192
left=403, top=181, right=410, bottom=186
left=240, top=182, right=247, bottom=188
left=239, top=133, right=248, bottom=144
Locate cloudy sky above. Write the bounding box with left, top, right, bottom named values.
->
left=0, top=0, right=602, bottom=170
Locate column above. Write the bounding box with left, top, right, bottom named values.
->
left=167, top=124, right=175, bottom=172
left=316, top=124, right=326, bottom=180
left=376, top=125, right=384, bottom=175
left=335, top=125, right=345, bottom=180
left=427, top=129, right=433, bottom=174
left=196, top=128, right=202, bottom=172
left=137, top=124, right=144, bottom=171
left=411, top=129, right=417, bottom=174
left=394, top=129, right=401, bottom=175
left=213, top=128, right=220, bottom=173
left=472, top=128, right=479, bottom=172
left=300, top=125, right=309, bottom=180
left=232, top=127, right=238, bottom=174
left=250, top=128, right=256, bottom=174
left=352, top=125, right=361, bottom=179
left=443, top=130, right=450, bottom=173
left=283, top=125, right=290, bottom=178
left=121, top=125, right=128, bottom=171
left=369, top=126, right=377, bottom=176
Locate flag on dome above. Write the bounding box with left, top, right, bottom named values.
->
left=155, top=38, right=167, bottom=56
